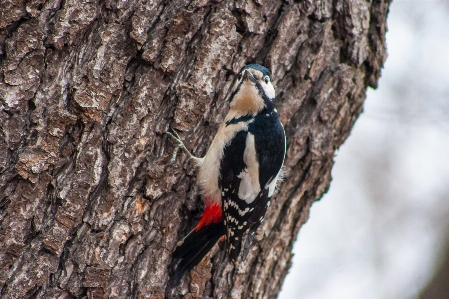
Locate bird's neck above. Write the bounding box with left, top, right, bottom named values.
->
left=229, top=85, right=265, bottom=118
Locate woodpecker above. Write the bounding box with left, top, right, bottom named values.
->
left=167, top=64, right=286, bottom=285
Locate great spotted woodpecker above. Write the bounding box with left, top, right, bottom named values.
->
left=168, top=64, right=286, bottom=284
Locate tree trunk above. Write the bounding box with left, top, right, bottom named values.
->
left=0, top=0, right=389, bottom=298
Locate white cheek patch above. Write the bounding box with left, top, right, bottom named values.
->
left=263, top=82, right=276, bottom=100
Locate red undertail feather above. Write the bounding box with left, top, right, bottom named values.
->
left=170, top=201, right=225, bottom=286
left=194, top=203, right=222, bottom=231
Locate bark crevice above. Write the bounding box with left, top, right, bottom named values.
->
left=0, top=0, right=389, bottom=298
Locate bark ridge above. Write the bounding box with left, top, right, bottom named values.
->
left=0, top=0, right=389, bottom=298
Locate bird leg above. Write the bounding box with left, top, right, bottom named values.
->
left=165, top=129, right=203, bottom=165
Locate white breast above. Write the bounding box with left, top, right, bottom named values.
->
left=198, top=121, right=248, bottom=204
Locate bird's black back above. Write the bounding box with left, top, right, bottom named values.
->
left=219, top=106, right=285, bottom=261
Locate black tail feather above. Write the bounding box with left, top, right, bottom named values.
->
left=242, top=230, right=256, bottom=259
left=170, top=222, right=225, bottom=286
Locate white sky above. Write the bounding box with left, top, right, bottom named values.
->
left=280, top=1, right=449, bottom=298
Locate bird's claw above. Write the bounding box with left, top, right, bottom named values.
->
left=165, top=129, right=202, bottom=164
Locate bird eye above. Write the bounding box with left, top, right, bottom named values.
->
left=264, top=76, right=270, bottom=84
left=237, top=73, right=242, bottom=80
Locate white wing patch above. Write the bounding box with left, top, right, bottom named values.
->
left=266, top=176, right=277, bottom=197
left=238, top=133, right=260, bottom=203
left=265, top=166, right=284, bottom=197
left=237, top=169, right=257, bottom=202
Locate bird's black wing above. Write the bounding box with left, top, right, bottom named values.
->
left=219, top=129, right=255, bottom=261
left=220, top=109, right=285, bottom=261
left=242, top=109, right=285, bottom=256
left=249, top=109, right=286, bottom=190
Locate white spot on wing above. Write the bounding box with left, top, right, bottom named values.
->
left=238, top=133, right=261, bottom=203
left=266, top=174, right=280, bottom=197
left=225, top=200, right=251, bottom=216
left=237, top=169, right=256, bottom=202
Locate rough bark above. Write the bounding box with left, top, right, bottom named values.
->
left=0, top=0, right=389, bottom=298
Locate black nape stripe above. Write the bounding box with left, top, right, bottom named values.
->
left=228, top=81, right=243, bottom=102
left=226, top=114, right=253, bottom=126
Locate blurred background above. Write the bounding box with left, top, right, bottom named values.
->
left=280, top=1, right=449, bottom=298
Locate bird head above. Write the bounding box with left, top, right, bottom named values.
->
left=229, top=64, right=276, bottom=116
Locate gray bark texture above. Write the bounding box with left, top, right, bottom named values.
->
left=0, top=0, right=389, bottom=298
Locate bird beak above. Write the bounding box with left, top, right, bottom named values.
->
left=242, top=69, right=257, bottom=83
